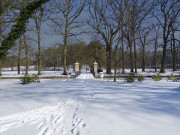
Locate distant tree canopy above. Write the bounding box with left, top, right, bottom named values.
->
left=0, top=0, right=50, bottom=59
left=86, top=41, right=106, bottom=68
left=38, top=41, right=106, bottom=69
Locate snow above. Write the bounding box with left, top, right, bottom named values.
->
left=0, top=72, right=180, bottom=135
left=0, top=71, right=64, bottom=77
left=103, top=68, right=180, bottom=76
left=1, top=67, right=179, bottom=78
left=0, top=66, right=76, bottom=77
left=0, top=70, right=75, bottom=78
left=76, top=73, right=94, bottom=79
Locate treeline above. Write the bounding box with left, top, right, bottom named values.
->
left=0, top=0, right=180, bottom=76
left=2, top=39, right=180, bottom=73
left=2, top=40, right=106, bottom=71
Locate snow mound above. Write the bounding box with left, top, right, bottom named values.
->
left=76, top=73, right=94, bottom=79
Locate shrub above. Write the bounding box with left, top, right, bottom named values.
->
left=152, top=74, right=162, bottom=81
left=167, top=73, right=175, bottom=81
left=124, top=73, right=135, bottom=83
left=138, top=75, right=145, bottom=82
left=20, top=74, right=40, bottom=84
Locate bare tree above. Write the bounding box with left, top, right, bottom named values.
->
left=31, top=3, right=51, bottom=75
left=17, top=37, right=22, bottom=74
left=153, top=0, right=180, bottom=73
left=88, top=0, right=119, bottom=74
left=33, top=9, right=43, bottom=75
left=152, top=26, right=160, bottom=72
left=170, top=21, right=179, bottom=71
left=0, top=0, right=50, bottom=72
left=0, top=0, right=19, bottom=76
left=138, top=26, right=154, bottom=72
left=50, top=0, right=85, bottom=75
left=23, top=33, right=29, bottom=75
left=113, top=37, right=121, bottom=82
left=121, top=32, right=125, bottom=74
left=109, top=0, right=156, bottom=73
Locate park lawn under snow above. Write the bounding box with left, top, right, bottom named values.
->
left=1, top=66, right=180, bottom=78
left=0, top=73, right=180, bottom=135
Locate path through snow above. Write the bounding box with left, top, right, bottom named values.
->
left=0, top=73, right=95, bottom=135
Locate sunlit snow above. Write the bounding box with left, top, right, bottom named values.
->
left=0, top=71, right=180, bottom=135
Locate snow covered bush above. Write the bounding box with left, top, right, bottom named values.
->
left=137, top=75, right=145, bottom=82
left=124, top=73, right=135, bottom=83
left=152, top=74, right=162, bottom=81
left=20, top=74, right=40, bottom=84
left=167, top=73, right=175, bottom=81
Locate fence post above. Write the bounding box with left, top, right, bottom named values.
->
left=75, top=61, right=80, bottom=77
left=94, top=61, right=98, bottom=77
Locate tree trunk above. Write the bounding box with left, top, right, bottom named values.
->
left=106, top=44, right=112, bottom=74
left=18, top=38, right=22, bottom=74
left=11, top=67, right=13, bottom=71
left=154, top=37, right=157, bottom=72
left=177, top=44, right=179, bottom=69
left=0, top=60, right=2, bottom=76
left=133, top=35, right=137, bottom=73
left=24, top=34, right=29, bottom=75
left=37, top=27, right=42, bottom=75
left=129, top=41, right=134, bottom=72
left=172, top=30, right=176, bottom=71
left=63, top=35, right=68, bottom=75
left=114, top=45, right=118, bottom=82
left=160, top=38, right=167, bottom=73
left=63, top=16, right=68, bottom=75
left=142, top=44, right=145, bottom=72
left=0, top=18, right=2, bottom=76
left=121, top=32, right=125, bottom=74
left=121, top=44, right=125, bottom=74
left=114, top=62, right=117, bottom=82
left=11, top=56, right=14, bottom=71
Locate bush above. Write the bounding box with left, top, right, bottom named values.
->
left=20, top=74, right=40, bottom=84
left=137, top=75, right=145, bottom=82
left=124, top=73, right=135, bottom=83
left=167, top=73, right=175, bottom=81
left=152, top=74, right=162, bottom=81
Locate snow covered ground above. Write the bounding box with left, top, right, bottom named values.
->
left=0, top=70, right=67, bottom=77
left=104, top=68, right=180, bottom=76
left=1, top=67, right=180, bottom=78
left=0, top=73, right=180, bottom=135
left=0, top=67, right=74, bottom=77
